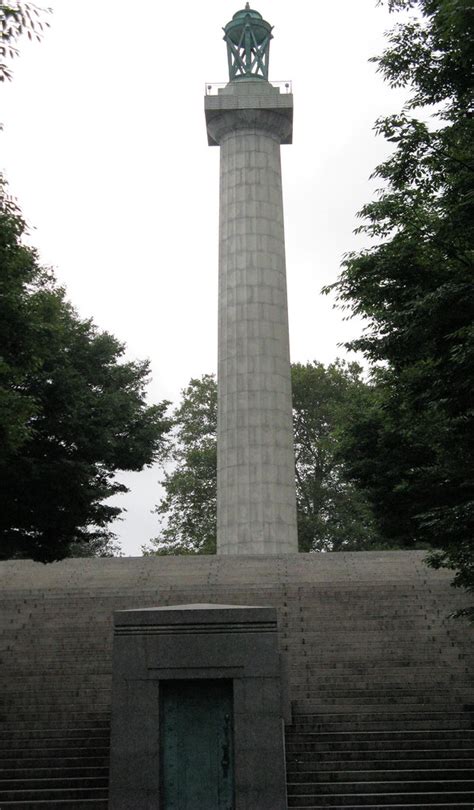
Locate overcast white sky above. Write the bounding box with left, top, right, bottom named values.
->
left=2, top=0, right=407, bottom=555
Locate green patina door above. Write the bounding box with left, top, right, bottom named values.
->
left=160, top=680, right=234, bottom=810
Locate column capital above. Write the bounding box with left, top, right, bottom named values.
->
left=206, top=108, right=292, bottom=146
left=205, top=81, right=293, bottom=146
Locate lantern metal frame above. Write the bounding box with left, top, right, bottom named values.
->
left=223, top=5, right=273, bottom=81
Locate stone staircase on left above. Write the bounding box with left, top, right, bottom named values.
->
left=0, top=718, right=110, bottom=808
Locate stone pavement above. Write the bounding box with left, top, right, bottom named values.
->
left=0, top=550, right=473, bottom=807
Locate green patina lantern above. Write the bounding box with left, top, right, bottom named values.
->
left=224, top=3, right=273, bottom=81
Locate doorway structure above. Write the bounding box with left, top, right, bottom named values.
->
left=108, top=603, right=289, bottom=810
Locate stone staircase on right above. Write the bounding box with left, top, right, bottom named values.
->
left=283, top=575, right=474, bottom=809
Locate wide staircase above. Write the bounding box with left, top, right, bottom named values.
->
left=0, top=551, right=472, bottom=808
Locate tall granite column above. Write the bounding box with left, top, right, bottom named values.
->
left=205, top=74, right=298, bottom=555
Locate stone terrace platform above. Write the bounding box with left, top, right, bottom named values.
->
left=0, top=551, right=473, bottom=808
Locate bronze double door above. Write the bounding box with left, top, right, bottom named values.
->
left=160, top=680, right=234, bottom=810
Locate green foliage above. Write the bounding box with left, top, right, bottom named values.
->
left=1, top=2, right=51, bottom=82
left=0, top=181, right=171, bottom=562
left=144, top=375, right=217, bottom=555
left=145, top=364, right=380, bottom=555
left=292, top=361, right=379, bottom=552
left=325, top=0, right=474, bottom=605
left=427, top=539, right=474, bottom=620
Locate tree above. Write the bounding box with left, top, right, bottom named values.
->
left=292, top=361, right=380, bottom=552
left=1, top=2, right=51, bottom=82
left=145, top=375, right=217, bottom=555
left=325, top=0, right=473, bottom=614
left=146, top=363, right=379, bottom=555
left=0, top=182, right=171, bottom=562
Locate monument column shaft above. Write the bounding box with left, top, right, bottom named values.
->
left=216, top=125, right=298, bottom=554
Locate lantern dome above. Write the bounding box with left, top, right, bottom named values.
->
left=223, top=4, right=273, bottom=81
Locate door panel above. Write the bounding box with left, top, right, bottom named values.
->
left=161, top=680, right=234, bottom=810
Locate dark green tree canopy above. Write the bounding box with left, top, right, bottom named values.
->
left=325, top=0, right=474, bottom=614
left=0, top=181, right=171, bottom=562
